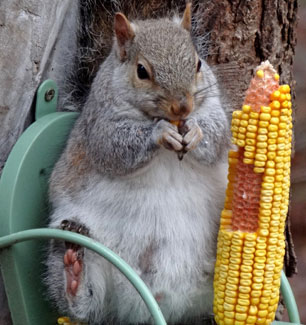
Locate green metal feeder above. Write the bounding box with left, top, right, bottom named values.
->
left=0, top=80, right=300, bottom=325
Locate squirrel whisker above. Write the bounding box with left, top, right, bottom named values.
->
left=193, top=82, right=218, bottom=96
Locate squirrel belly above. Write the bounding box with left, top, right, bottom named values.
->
left=48, top=149, right=228, bottom=323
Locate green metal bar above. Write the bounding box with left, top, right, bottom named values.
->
left=0, top=228, right=167, bottom=325
left=280, top=271, right=300, bottom=324
left=35, top=79, right=58, bottom=120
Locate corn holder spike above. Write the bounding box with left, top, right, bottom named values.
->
left=213, top=61, right=292, bottom=325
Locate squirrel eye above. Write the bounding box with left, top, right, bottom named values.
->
left=137, top=64, right=150, bottom=80
left=197, top=59, right=202, bottom=73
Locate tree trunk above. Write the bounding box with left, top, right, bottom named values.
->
left=0, top=1, right=298, bottom=324
left=195, top=0, right=298, bottom=116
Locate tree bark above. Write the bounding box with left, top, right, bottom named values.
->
left=194, top=0, right=298, bottom=115
left=0, top=0, right=79, bottom=173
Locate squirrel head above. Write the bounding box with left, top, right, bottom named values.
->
left=111, top=3, right=205, bottom=121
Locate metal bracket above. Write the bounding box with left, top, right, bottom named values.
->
left=35, top=79, right=58, bottom=120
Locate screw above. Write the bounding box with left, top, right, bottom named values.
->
left=45, top=88, right=55, bottom=102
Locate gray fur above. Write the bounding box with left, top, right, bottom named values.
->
left=46, top=14, right=230, bottom=324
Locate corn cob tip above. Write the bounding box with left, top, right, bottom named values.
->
left=244, top=61, right=279, bottom=113
left=255, top=61, right=277, bottom=79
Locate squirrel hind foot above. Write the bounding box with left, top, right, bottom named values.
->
left=60, top=219, right=90, bottom=296
left=64, top=249, right=83, bottom=296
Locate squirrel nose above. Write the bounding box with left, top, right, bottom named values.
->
left=170, top=95, right=193, bottom=116
left=179, top=103, right=191, bottom=115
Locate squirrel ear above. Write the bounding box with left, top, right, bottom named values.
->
left=114, top=13, right=135, bottom=60
left=181, top=2, right=192, bottom=31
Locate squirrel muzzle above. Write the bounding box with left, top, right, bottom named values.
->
left=169, top=94, right=193, bottom=119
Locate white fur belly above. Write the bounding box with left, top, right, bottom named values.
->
left=50, top=150, right=227, bottom=322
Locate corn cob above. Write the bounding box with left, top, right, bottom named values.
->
left=213, top=61, right=292, bottom=325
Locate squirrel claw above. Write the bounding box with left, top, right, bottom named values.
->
left=177, top=148, right=187, bottom=160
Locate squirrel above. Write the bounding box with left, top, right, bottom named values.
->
left=45, top=3, right=230, bottom=324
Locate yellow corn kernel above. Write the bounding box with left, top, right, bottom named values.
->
left=224, top=318, right=234, bottom=325
left=278, top=122, right=287, bottom=130
left=279, top=93, right=287, bottom=102
left=246, top=316, right=257, bottom=324
left=246, top=139, right=256, bottom=145
left=244, top=151, right=255, bottom=159
left=268, top=131, right=278, bottom=139
left=225, top=311, right=235, bottom=319
left=233, top=111, right=242, bottom=118
left=239, top=127, right=246, bottom=134
left=246, top=132, right=256, bottom=139
left=257, top=135, right=268, bottom=142
left=270, top=117, right=279, bottom=124
left=268, top=139, right=277, bottom=145
left=257, top=142, right=268, bottom=149
left=260, top=113, right=271, bottom=121
left=250, top=112, right=259, bottom=119
left=243, top=158, right=254, bottom=164
left=236, top=140, right=245, bottom=147
left=255, top=154, right=267, bottom=162
left=245, top=145, right=255, bottom=152
left=258, top=128, right=268, bottom=135
left=57, top=317, right=71, bottom=324
left=258, top=310, right=268, bottom=318
left=270, top=100, right=281, bottom=110
left=248, top=119, right=258, bottom=126
left=261, top=106, right=271, bottom=113
left=246, top=125, right=257, bottom=132
left=256, top=148, right=267, bottom=155
left=271, top=90, right=280, bottom=100
left=256, top=70, right=264, bottom=78
left=242, top=105, right=251, bottom=113
left=254, top=161, right=265, bottom=167
left=271, top=110, right=280, bottom=117
left=279, top=84, right=290, bottom=93
left=236, top=313, right=247, bottom=321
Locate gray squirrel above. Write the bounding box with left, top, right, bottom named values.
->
left=46, top=4, right=230, bottom=324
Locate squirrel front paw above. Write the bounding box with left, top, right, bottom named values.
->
left=154, top=119, right=183, bottom=152
left=181, top=118, right=203, bottom=152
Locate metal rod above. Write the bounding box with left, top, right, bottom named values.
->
left=0, top=228, right=167, bottom=325
left=280, top=271, right=300, bottom=324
